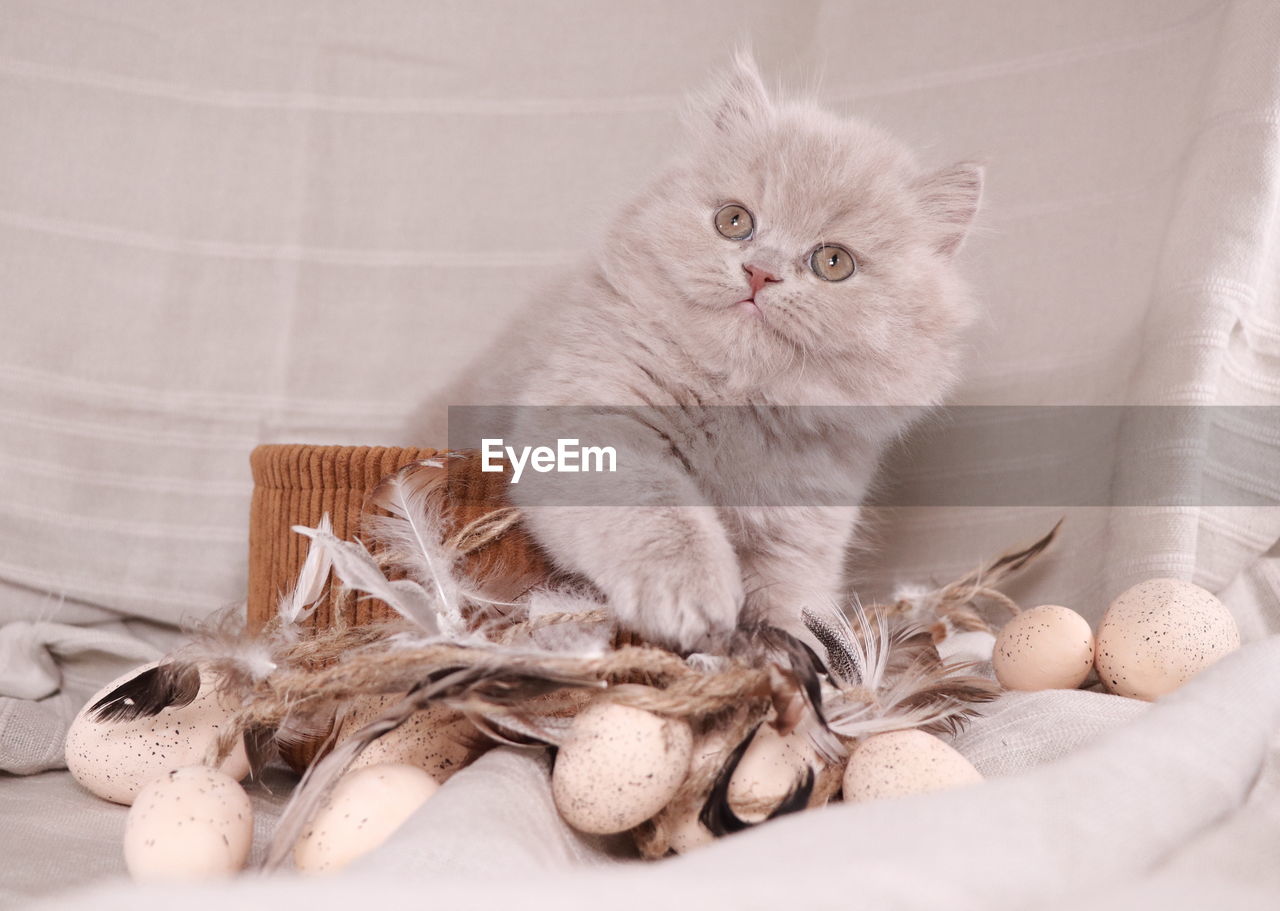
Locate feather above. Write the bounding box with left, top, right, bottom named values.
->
left=366, top=461, right=530, bottom=621
left=173, top=604, right=278, bottom=691
left=699, top=724, right=816, bottom=837
left=801, top=599, right=998, bottom=742
left=824, top=651, right=999, bottom=741
left=269, top=707, right=337, bottom=782
left=699, top=725, right=758, bottom=836
left=483, top=710, right=577, bottom=746
left=770, top=766, right=816, bottom=819
left=685, top=652, right=728, bottom=674
left=728, top=622, right=843, bottom=760
left=241, top=724, right=278, bottom=784
left=89, top=661, right=201, bottom=722
left=803, top=605, right=862, bottom=685
left=274, top=705, right=337, bottom=752
left=365, top=462, right=465, bottom=632
left=291, top=524, right=439, bottom=634
left=460, top=710, right=563, bottom=748
left=265, top=690, right=431, bottom=870
left=887, top=662, right=1001, bottom=736
left=980, top=518, right=1062, bottom=581
left=263, top=656, right=605, bottom=869
left=278, top=514, right=334, bottom=628
left=94, top=601, right=297, bottom=725
left=734, top=624, right=827, bottom=729
left=803, top=599, right=900, bottom=691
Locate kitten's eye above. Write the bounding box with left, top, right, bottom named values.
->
left=714, top=204, right=754, bottom=240
left=809, top=244, right=856, bottom=281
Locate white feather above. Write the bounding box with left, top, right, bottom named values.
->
left=803, top=597, right=892, bottom=689
left=805, top=599, right=985, bottom=744
left=889, top=583, right=942, bottom=626
left=291, top=525, right=440, bottom=635
left=278, top=514, right=334, bottom=628
left=174, top=603, right=279, bottom=683
left=364, top=466, right=465, bottom=632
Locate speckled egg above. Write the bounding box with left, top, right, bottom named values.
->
left=993, top=605, right=1095, bottom=691
left=666, top=797, right=715, bottom=854
left=727, top=724, right=818, bottom=823
left=293, top=763, right=438, bottom=874
left=664, top=729, right=735, bottom=853
left=1095, top=578, right=1240, bottom=701
left=335, top=694, right=481, bottom=783
left=552, top=695, right=693, bottom=835
left=65, top=662, right=250, bottom=805
left=123, top=766, right=252, bottom=882
left=843, top=729, right=982, bottom=802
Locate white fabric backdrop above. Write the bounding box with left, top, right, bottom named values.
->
left=1, top=0, right=1276, bottom=634
left=1, top=0, right=1278, bottom=906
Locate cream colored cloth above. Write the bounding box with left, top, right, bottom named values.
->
left=0, top=0, right=1276, bottom=630
left=19, top=638, right=1280, bottom=911
left=0, top=620, right=165, bottom=774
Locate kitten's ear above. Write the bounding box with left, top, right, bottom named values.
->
left=700, top=52, right=771, bottom=135
left=917, top=162, right=984, bottom=257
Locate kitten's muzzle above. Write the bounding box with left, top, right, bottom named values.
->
left=742, top=262, right=782, bottom=299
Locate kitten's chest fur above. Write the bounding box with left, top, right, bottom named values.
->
left=528, top=284, right=891, bottom=509
left=447, top=268, right=913, bottom=525
left=646, top=401, right=881, bottom=510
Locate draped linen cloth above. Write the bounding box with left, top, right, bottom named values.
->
left=2, top=0, right=1278, bottom=906
left=19, top=639, right=1280, bottom=911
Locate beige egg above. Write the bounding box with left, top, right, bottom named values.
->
left=843, top=729, right=982, bottom=802
left=294, top=763, right=438, bottom=874
left=1095, top=578, right=1240, bottom=701
left=552, top=696, right=693, bottom=835
left=123, top=766, right=253, bottom=882
left=335, top=694, right=480, bottom=783
left=666, top=798, right=716, bottom=854
left=66, top=662, right=250, bottom=805
left=663, top=729, right=734, bottom=854
left=993, top=605, right=1095, bottom=691
left=727, top=724, right=818, bottom=823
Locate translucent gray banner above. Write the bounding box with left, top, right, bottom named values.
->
left=442, top=405, right=1280, bottom=508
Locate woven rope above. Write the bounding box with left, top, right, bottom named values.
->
left=449, top=507, right=524, bottom=555
left=234, top=475, right=1060, bottom=856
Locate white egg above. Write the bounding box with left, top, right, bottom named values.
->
left=552, top=696, right=693, bottom=835
left=662, top=729, right=735, bottom=854
left=843, top=729, right=982, bottom=802
left=993, top=605, right=1095, bottom=691
left=293, top=763, right=438, bottom=874
left=665, top=798, right=716, bottom=854
left=123, top=766, right=253, bottom=882
left=66, top=662, right=250, bottom=805
left=727, top=724, right=818, bottom=823
left=335, top=694, right=480, bottom=782
left=1095, top=578, right=1240, bottom=701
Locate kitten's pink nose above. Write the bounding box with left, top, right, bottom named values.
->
left=743, top=263, right=781, bottom=296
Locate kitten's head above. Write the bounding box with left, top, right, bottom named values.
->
left=598, top=54, right=982, bottom=405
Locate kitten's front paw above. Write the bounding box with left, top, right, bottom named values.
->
left=606, top=546, right=743, bottom=652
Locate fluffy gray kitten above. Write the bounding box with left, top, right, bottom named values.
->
left=420, top=56, right=981, bottom=650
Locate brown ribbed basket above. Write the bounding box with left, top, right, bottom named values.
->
left=247, top=443, right=554, bottom=634
left=247, top=445, right=439, bottom=633
left=247, top=443, right=555, bottom=771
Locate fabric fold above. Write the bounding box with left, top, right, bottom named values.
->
left=27, top=636, right=1280, bottom=911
